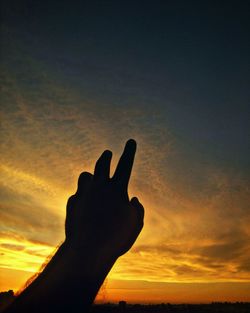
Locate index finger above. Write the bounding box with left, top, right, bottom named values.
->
left=112, top=139, right=137, bottom=191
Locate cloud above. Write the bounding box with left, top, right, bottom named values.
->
left=112, top=225, right=250, bottom=283
left=0, top=232, right=54, bottom=273
left=1, top=26, right=250, bottom=294
left=199, top=241, right=246, bottom=261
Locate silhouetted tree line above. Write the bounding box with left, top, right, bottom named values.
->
left=1, top=291, right=250, bottom=313
left=0, top=291, right=15, bottom=312
left=90, top=301, right=250, bottom=313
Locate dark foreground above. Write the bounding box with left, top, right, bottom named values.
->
left=91, top=302, right=250, bottom=313
left=0, top=292, right=249, bottom=313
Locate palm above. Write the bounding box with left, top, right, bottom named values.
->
left=65, top=140, right=144, bottom=258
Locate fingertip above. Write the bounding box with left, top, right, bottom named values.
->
left=103, top=149, right=113, bottom=158
left=112, top=139, right=137, bottom=187
left=126, top=139, right=137, bottom=151
left=77, top=171, right=93, bottom=190
left=94, top=149, right=113, bottom=180
left=78, top=171, right=93, bottom=182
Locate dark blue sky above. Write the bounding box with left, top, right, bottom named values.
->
left=2, top=0, right=249, bottom=173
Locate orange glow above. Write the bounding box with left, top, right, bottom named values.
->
left=1, top=102, right=250, bottom=303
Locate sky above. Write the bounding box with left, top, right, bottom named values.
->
left=1, top=0, right=250, bottom=304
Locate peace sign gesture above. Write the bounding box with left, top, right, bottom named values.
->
left=65, top=139, right=144, bottom=258
left=5, top=140, right=145, bottom=313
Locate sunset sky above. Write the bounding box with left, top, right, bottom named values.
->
left=1, top=0, right=250, bottom=303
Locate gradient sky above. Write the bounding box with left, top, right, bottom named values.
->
left=1, top=0, right=250, bottom=303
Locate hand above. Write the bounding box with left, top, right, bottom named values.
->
left=65, top=139, right=144, bottom=259
left=5, top=140, right=144, bottom=313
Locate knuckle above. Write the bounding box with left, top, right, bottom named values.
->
left=66, top=195, right=76, bottom=210
left=78, top=171, right=92, bottom=181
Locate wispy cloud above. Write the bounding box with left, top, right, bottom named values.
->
left=0, top=232, right=54, bottom=273
left=1, top=27, right=250, bottom=297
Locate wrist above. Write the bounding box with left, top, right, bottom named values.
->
left=60, top=240, right=118, bottom=278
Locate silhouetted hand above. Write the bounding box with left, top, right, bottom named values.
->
left=65, top=139, right=144, bottom=259
left=5, top=139, right=144, bottom=313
